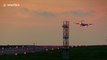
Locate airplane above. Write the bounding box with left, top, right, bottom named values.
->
left=75, top=20, right=92, bottom=27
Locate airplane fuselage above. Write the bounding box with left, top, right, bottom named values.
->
left=80, top=23, right=89, bottom=27
left=81, top=24, right=88, bottom=26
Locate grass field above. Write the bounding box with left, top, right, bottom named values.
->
left=0, top=45, right=107, bottom=60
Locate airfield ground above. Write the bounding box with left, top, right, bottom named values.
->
left=0, top=45, right=107, bottom=60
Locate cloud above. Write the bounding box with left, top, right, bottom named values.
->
left=20, top=8, right=57, bottom=18
left=20, top=8, right=29, bottom=13
left=20, top=8, right=93, bottom=18
left=63, top=11, right=94, bottom=17
left=31, top=11, right=57, bottom=17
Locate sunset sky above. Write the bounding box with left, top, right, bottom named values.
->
left=0, top=0, right=107, bottom=45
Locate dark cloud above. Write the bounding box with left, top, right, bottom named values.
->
left=63, top=11, right=94, bottom=17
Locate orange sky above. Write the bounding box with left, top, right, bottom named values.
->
left=0, top=0, right=107, bottom=45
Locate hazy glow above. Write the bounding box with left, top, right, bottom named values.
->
left=0, top=0, right=107, bottom=45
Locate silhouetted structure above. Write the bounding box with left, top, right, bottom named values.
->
left=62, top=21, right=69, bottom=60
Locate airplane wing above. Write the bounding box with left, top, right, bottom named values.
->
left=75, top=23, right=80, bottom=24
left=89, top=24, right=92, bottom=25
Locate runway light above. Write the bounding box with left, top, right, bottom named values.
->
left=2, top=47, right=4, bottom=50
left=15, top=53, right=18, bottom=55
left=57, top=48, right=60, bottom=50
left=24, top=52, right=26, bottom=54
left=45, top=49, right=48, bottom=51
left=52, top=48, right=54, bottom=50
left=16, top=46, right=18, bottom=49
